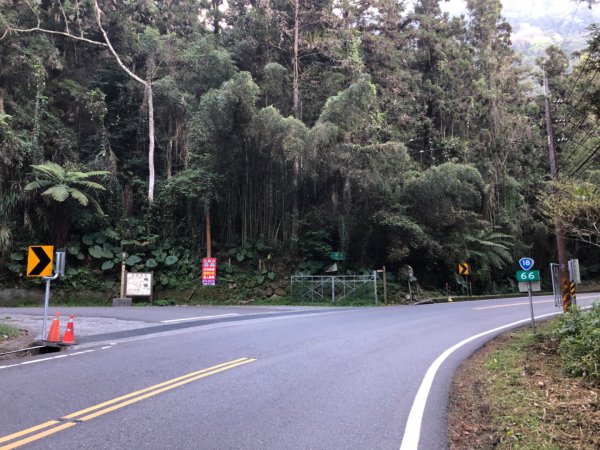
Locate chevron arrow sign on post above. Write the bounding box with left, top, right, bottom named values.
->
left=458, top=262, right=470, bottom=275
left=27, top=245, right=54, bottom=277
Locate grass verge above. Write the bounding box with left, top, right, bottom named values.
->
left=0, top=322, right=20, bottom=341
left=448, top=319, right=600, bottom=449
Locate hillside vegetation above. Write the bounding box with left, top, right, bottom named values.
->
left=0, top=0, right=599, bottom=300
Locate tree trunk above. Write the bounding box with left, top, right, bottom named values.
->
left=147, top=83, right=155, bottom=202
left=205, top=205, right=212, bottom=258
left=290, top=0, right=300, bottom=254
left=94, top=0, right=155, bottom=204
left=51, top=203, right=69, bottom=249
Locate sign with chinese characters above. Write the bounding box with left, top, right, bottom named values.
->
left=126, top=272, right=153, bottom=296
left=202, top=258, right=217, bottom=286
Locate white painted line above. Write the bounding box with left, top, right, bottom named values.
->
left=577, top=295, right=600, bottom=300
left=160, top=313, right=240, bottom=323
left=475, top=300, right=554, bottom=310
left=70, top=350, right=95, bottom=355
left=0, top=348, right=97, bottom=370
left=20, top=354, right=68, bottom=365
left=399, top=310, right=563, bottom=450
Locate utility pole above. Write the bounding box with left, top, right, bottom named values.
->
left=543, top=70, right=574, bottom=311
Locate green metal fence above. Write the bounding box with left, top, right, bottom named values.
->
left=290, top=274, right=378, bottom=303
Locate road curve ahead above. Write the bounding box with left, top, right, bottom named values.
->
left=1, top=294, right=598, bottom=450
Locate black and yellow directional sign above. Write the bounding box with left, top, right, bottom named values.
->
left=27, top=245, right=54, bottom=277
left=458, top=262, right=470, bottom=275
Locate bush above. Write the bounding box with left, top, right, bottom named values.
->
left=557, top=302, right=600, bottom=385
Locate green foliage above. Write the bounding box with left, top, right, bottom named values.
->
left=228, top=241, right=271, bottom=263
left=25, top=163, right=108, bottom=206
left=538, top=179, right=600, bottom=248
left=318, top=78, right=377, bottom=141
left=1, top=0, right=598, bottom=297
left=558, top=303, right=600, bottom=385
left=0, top=322, right=20, bottom=339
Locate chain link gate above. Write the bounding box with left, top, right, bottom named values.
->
left=290, top=274, right=378, bottom=303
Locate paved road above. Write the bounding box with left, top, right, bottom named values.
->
left=0, top=294, right=598, bottom=450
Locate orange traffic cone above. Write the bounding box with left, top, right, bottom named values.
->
left=62, top=315, right=76, bottom=345
left=46, top=312, right=61, bottom=342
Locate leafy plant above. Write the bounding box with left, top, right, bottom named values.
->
left=558, top=303, right=600, bottom=385
left=255, top=267, right=276, bottom=285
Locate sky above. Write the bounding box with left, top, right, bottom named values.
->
left=440, top=0, right=600, bottom=53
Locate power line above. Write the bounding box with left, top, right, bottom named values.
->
left=567, top=143, right=600, bottom=176
left=560, top=65, right=599, bottom=131
left=561, top=107, right=599, bottom=163
left=560, top=0, right=582, bottom=51
left=566, top=140, right=599, bottom=173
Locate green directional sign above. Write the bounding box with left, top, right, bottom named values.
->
left=329, top=252, right=346, bottom=261
left=516, top=270, right=540, bottom=282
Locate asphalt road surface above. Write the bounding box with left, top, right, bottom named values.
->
left=1, top=294, right=598, bottom=450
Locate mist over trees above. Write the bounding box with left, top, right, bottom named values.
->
left=1, top=0, right=599, bottom=296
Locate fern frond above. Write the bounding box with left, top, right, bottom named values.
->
left=70, top=189, right=90, bottom=206
left=42, top=185, right=69, bottom=202
left=31, top=163, right=65, bottom=179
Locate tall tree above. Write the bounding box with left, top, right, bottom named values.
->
left=1, top=0, right=163, bottom=203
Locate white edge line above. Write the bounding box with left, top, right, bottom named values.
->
left=0, top=348, right=97, bottom=370
left=160, top=313, right=239, bottom=323
left=475, top=300, right=554, bottom=310
left=399, top=310, right=564, bottom=450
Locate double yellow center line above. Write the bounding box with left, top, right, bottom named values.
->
left=0, top=357, right=256, bottom=449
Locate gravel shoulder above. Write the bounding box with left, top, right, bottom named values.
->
left=448, top=325, right=600, bottom=449
left=0, top=313, right=153, bottom=359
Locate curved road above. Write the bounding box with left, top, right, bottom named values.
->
left=0, top=294, right=598, bottom=449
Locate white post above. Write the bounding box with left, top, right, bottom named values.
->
left=373, top=271, right=378, bottom=304
left=528, top=281, right=536, bottom=333
left=120, top=252, right=127, bottom=298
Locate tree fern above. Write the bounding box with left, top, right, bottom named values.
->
left=24, top=162, right=108, bottom=246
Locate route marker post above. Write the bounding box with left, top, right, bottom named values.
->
left=516, top=257, right=539, bottom=333
left=527, top=281, right=536, bottom=334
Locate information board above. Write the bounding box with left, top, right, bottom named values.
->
left=202, top=258, right=217, bottom=286
left=126, top=272, right=153, bottom=296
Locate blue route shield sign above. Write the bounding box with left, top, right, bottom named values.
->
left=519, top=257, right=534, bottom=271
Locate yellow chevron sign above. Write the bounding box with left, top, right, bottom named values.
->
left=458, top=262, right=470, bottom=275
left=27, top=245, right=54, bottom=277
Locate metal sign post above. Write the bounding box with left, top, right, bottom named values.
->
left=39, top=250, right=65, bottom=340
left=528, top=281, right=536, bottom=334
left=458, top=262, right=471, bottom=296
left=41, top=271, right=60, bottom=340
left=516, top=257, right=539, bottom=333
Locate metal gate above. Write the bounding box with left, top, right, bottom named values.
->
left=290, top=274, right=378, bottom=303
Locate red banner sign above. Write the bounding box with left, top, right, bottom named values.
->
left=202, top=258, right=217, bottom=285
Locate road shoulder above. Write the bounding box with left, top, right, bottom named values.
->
left=447, top=324, right=600, bottom=449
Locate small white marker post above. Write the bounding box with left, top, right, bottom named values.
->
left=527, top=281, right=536, bottom=333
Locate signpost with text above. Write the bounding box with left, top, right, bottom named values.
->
left=202, top=258, right=217, bottom=286
left=516, top=257, right=539, bottom=333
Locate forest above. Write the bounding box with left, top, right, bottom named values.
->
left=0, top=0, right=599, bottom=301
